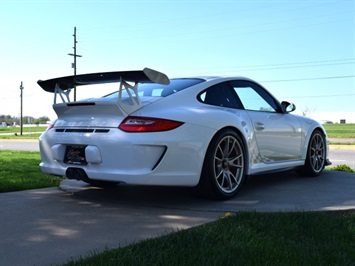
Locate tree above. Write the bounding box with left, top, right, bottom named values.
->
left=33, top=116, right=51, bottom=125
left=0, top=115, right=11, bottom=125
left=0, top=115, right=50, bottom=125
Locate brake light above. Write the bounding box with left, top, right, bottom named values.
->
left=119, top=116, right=183, bottom=132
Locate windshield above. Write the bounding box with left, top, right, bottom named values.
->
left=103, top=78, right=204, bottom=99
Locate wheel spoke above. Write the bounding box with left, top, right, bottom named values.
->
left=227, top=170, right=239, bottom=185
left=312, top=155, right=318, bottom=169
left=224, top=171, right=234, bottom=189
left=222, top=137, right=230, bottom=156
left=227, top=154, right=243, bottom=168
left=227, top=138, right=236, bottom=157
left=215, top=156, right=222, bottom=164
left=213, top=134, right=245, bottom=194
left=215, top=168, right=224, bottom=180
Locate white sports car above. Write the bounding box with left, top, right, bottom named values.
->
left=38, top=68, right=331, bottom=200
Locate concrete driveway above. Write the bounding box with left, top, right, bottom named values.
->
left=1, top=170, right=354, bottom=266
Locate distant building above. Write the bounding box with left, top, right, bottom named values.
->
left=321, top=120, right=334, bottom=124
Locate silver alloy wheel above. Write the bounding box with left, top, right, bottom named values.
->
left=213, top=135, right=244, bottom=193
left=309, top=132, right=326, bottom=173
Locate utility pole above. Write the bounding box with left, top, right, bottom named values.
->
left=19, top=81, right=24, bottom=136
left=68, top=27, right=82, bottom=101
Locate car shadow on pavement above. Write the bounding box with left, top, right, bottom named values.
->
left=64, top=171, right=293, bottom=200
left=61, top=170, right=355, bottom=212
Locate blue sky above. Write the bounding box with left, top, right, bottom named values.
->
left=0, top=0, right=354, bottom=122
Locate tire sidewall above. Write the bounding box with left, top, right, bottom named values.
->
left=304, top=129, right=326, bottom=176
left=201, top=129, right=246, bottom=200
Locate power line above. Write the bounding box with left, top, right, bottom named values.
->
left=260, top=75, right=355, bottom=83
left=223, top=62, right=354, bottom=73
left=290, top=94, right=355, bottom=99
left=233, top=58, right=355, bottom=69
left=173, top=58, right=355, bottom=75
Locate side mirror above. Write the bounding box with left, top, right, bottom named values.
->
left=281, top=101, right=296, bottom=113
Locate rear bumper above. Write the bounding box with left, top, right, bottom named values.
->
left=39, top=125, right=215, bottom=187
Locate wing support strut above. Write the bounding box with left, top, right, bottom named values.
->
left=54, top=83, right=72, bottom=104
left=118, top=79, right=141, bottom=115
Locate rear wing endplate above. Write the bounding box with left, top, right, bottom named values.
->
left=37, top=68, right=170, bottom=115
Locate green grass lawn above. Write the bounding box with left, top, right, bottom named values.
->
left=0, top=126, right=46, bottom=139
left=65, top=211, right=355, bottom=266
left=0, top=126, right=47, bottom=134
left=0, top=150, right=63, bottom=192
left=323, top=123, right=355, bottom=138
left=0, top=133, right=43, bottom=139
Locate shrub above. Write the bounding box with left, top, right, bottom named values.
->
left=330, top=164, right=354, bottom=173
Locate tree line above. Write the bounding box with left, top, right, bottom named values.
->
left=0, top=115, right=51, bottom=126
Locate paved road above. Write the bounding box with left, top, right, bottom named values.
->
left=0, top=139, right=39, bottom=151
left=331, top=147, right=355, bottom=169
left=0, top=171, right=354, bottom=266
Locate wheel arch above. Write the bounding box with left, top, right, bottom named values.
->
left=308, top=126, right=328, bottom=155
left=315, top=126, right=326, bottom=136
left=313, top=126, right=330, bottom=164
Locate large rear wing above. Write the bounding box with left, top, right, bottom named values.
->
left=37, top=68, right=170, bottom=114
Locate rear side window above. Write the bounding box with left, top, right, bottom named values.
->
left=198, top=82, right=243, bottom=109
left=104, top=78, right=204, bottom=99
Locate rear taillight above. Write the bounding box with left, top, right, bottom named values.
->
left=119, top=116, right=183, bottom=132
left=46, top=119, right=57, bottom=131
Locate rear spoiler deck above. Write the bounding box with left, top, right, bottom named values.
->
left=37, top=68, right=170, bottom=114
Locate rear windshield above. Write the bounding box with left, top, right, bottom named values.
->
left=104, top=78, right=204, bottom=99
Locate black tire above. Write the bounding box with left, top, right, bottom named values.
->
left=197, top=129, right=246, bottom=200
left=298, top=129, right=326, bottom=176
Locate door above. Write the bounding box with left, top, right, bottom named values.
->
left=230, top=80, right=302, bottom=162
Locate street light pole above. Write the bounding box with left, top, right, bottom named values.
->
left=19, top=81, right=24, bottom=136
left=68, top=27, right=82, bottom=101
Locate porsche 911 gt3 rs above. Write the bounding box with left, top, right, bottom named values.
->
left=37, top=68, right=331, bottom=200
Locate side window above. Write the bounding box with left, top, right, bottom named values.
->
left=198, top=82, right=242, bottom=109
left=230, top=81, right=279, bottom=112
